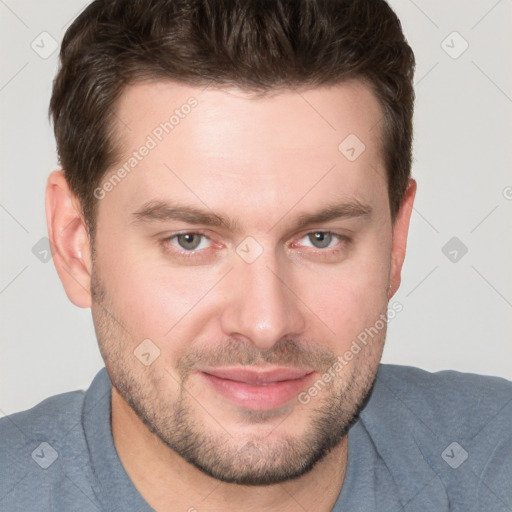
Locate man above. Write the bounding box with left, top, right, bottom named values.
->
left=1, top=0, right=511, bottom=510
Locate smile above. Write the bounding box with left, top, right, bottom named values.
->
left=197, top=366, right=316, bottom=411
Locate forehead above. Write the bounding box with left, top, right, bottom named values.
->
left=113, top=79, right=383, bottom=152
left=102, top=79, right=388, bottom=226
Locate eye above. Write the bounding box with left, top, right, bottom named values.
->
left=299, top=231, right=345, bottom=250
left=168, top=232, right=211, bottom=251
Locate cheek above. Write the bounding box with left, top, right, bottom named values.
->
left=300, top=236, right=391, bottom=341
left=101, top=244, right=226, bottom=341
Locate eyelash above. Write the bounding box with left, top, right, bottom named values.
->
left=160, top=231, right=351, bottom=261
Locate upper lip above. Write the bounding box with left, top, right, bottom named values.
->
left=199, top=366, right=314, bottom=385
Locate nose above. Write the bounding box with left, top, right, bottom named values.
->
left=219, top=251, right=306, bottom=351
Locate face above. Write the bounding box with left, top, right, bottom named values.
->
left=90, top=79, right=397, bottom=485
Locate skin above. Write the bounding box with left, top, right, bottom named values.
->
left=46, top=79, right=416, bottom=511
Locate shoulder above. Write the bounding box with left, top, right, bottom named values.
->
left=361, top=364, right=512, bottom=509
left=377, top=362, right=512, bottom=394
left=374, top=364, right=512, bottom=435
left=376, top=363, right=512, bottom=406
left=1, top=388, right=86, bottom=438
left=0, top=388, right=88, bottom=466
left=0, top=388, right=87, bottom=461
left=0, top=383, right=98, bottom=511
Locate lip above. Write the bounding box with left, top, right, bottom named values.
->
left=197, top=366, right=315, bottom=411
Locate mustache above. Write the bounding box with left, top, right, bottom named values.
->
left=176, top=337, right=338, bottom=376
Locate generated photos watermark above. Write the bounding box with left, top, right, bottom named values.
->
left=93, top=97, right=198, bottom=200
left=298, top=301, right=403, bottom=405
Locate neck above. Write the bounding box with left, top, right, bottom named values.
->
left=111, top=387, right=348, bottom=512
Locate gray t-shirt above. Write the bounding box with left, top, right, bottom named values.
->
left=1, top=364, right=511, bottom=511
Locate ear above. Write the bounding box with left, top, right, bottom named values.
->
left=45, top=170, right=93, bottom=308
left=388, top=178, right=417, bottom=299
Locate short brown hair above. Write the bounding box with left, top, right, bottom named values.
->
left=49, top=0, right=415, bottom=231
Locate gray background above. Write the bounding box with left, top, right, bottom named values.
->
left=1, top=0, right=511, bottom=415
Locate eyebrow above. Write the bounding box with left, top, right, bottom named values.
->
left=131, top=199, right=372, bottom=233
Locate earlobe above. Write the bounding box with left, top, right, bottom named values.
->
left=45, top=170, right=93, bottom=308
left=388, top=178, right=417, bottom=299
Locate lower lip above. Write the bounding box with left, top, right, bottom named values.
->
left=199, top=372, right=315, bottom=411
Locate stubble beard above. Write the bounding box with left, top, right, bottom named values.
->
left=90, top=265, right=385, bottom=486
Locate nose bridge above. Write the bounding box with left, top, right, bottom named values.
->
left=220, top=248, right=306, bottom=350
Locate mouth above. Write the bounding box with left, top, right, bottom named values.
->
left=196, top=366, right=316, bottom=411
